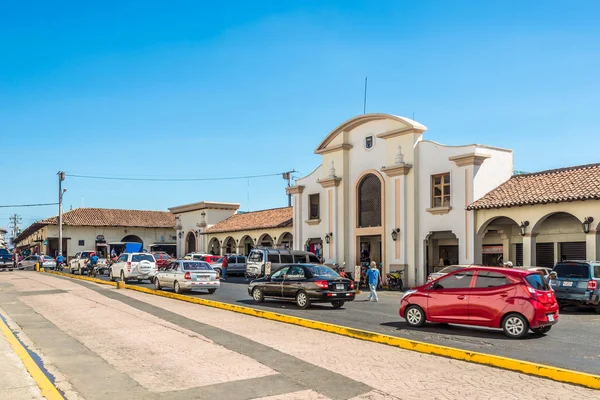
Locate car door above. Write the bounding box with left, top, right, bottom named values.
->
left=236, top=256, right=247, bottom=274
left=114, top=254, right=127, bottom=276
left=22, top=256, right=34, bottom=268
left=427, top=270, right=475, bottom=323
left=468, top=271, right=515, bottom=326
left=263, top=267, right=289, bottom=297
left=282, top=265, right=307, bottom=298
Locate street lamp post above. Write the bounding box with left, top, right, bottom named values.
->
left=58, top=171, right=66, bottom=257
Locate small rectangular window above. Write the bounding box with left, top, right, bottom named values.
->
left=431, top=173, right=451, bottom=208
left=78, top=240, right=85, bottom=246
left=293, top=255, right=307, bottom=263
left=309, top=194, right=320, bottom=219
left=308, top=254, right=321, bottom=263
left=594, top=266, right=600, bottom=279
left=267, top=254, right=280, bottom=263
left=280, top=254, right=294, bottom=263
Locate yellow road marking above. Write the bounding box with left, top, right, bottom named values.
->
left=43, top=270, right=600, bottom=390
left=0, top=314, right=64, bottom=400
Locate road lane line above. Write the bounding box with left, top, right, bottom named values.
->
left=0, top=313, right=64, bottom=400
left=43, top=269, right=600, bottom=390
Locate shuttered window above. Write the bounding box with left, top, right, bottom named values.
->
left=536, top=242, right=554, bottom=268
left=559, top=242, right=586, bottom=261
left=515, top=243, right=523, bottom=266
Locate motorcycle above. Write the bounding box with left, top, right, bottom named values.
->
left=386, top=270, right=403, bottom=291
left=56, top=262, right=65, bottom=272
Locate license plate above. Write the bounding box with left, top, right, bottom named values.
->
left=197, top=275, right=209, bottom=281
left=336, top=284, right=344, bottom=290
left=562, top=281, right=573, bottom=287
left=548, top=314, right=555, bottom=322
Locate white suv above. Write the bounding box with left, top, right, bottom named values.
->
left=109, top=253, right=157, bottom=283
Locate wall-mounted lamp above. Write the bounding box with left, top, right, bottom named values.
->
left=519, top=221, right=530, bottom=236
left=196, top=230, right=201, bottom=236
left=177, top=232, right=183, bottom=238
left=324, top=232, right=333, bottom=244
left=391, top=228, right=400, bottom=241
left=583, top=217, right=594, bottom=234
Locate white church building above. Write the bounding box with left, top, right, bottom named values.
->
left=287, top=113, right=514, bottom=287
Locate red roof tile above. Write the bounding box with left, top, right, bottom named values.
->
left=468, top=163, right=600, bottom=210
left=41, top=208, right=175, bottom=228
left=204, top=207, right=292, bottom=234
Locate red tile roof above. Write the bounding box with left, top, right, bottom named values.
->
left=40, top=207, right=176, bottom=227
left=204, top=207, right=292, bottom=234
left=468, top=163, right=600, bottom=210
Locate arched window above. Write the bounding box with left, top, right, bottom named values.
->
left=186, top=232, right=196, bottom=253
left=358, top=174, right=381, bottom=228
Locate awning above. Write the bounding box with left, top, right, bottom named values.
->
left=482, top=245, right=503, bottom=254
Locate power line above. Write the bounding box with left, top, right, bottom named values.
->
left=65, top=172, right=286, bottom=182
left=0, top=203, right=59, bottom=208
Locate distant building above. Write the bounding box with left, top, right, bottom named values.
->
left=0, top=228, right=7, bottom=248
left=14, top=208, right=176, bottom=259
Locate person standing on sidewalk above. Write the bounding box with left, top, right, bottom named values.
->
left=366, top=261, right=381, bottom=302
left=221, top=255, right=228, bottom=280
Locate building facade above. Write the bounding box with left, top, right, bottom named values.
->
left=469, top=164, right=600, bottom=268
left=288, top=113, right=513, bottom=286
left=14, top=208, right=176, bottom=259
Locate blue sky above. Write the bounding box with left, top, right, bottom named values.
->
left=1, top=1, right=600, bottom=232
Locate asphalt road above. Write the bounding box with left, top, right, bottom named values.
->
left=94, top=273, right=600, bottom=375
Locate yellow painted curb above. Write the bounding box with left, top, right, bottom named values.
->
left=0, top=314, right=64, bottom=400
left=42, top=270, right=600, bottom=390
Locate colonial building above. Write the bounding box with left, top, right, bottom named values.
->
left=287, top=113, right=514, bottom=286
left=14, top=208, right=176, bottom=259
left=169, top=200, right=293, bottom=257
left=468, top=163, right=600, bottom=268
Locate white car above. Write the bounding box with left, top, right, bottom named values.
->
left=109, top=252, right=157, bottom=283
left=69, top=251, right=107, bottom=275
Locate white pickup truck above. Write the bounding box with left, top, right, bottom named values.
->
left=69, top=251, right=107, bottom=275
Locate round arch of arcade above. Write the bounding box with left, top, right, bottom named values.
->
left=474, top=203, right=600, bottom=268
left=204, top=229, right=294, bottom=256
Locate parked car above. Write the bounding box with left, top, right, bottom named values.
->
left=17, top=255, right=56, bottom=270
left=248, top=264, right=355, bottom=309
left=427, top=265, right=472, bottom=282
left=400, top=266, right=558, bottom=338
left=154, top=260, right=219, bottom=294
left=210, top=255, right=247, bottom=276
left=69, top=251, right=107, bottom=275
left=0, top=248, right=12, bottom=268
left=551, top=261, right=600, bottom=312
left=152, top=252, right=172, bottom=268
left=109, top=253, right=157, bottom=283
left=245, top=248, right=322, bottom=278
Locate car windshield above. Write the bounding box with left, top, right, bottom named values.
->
left=553, top=262, right=591, bottom=279
left=437, top=265, right=465, bottom=274
left=524, top=273, right=550, bottom=290
left=81, top=252, right=91, bottom=258
left=306, top=265, right=338, bottom=277
left=183, top=262, right=212, bottom=271
left=132, top=254, right=154, bottom=262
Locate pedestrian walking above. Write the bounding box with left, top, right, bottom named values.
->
left=221, top=255, right=228, bottom=280
left=366, top=261, right=380, bottom=302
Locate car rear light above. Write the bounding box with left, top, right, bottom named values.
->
left=127, top=261, right=131, bottom=272
left=349, top=281, right=355, bottom=289
left=314, top=280, right=329, bottom=289
left=588, top=280, right=598, bottom=290
left=526, top=285, right=539, bottom=300
left=184, top=271, right=191, bottom=280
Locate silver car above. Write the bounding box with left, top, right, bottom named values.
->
left=154, top=260, right=220, bottom=294
left=210, top=255, right=247, bottom=276
left=17, top=255, right=57, bottom=270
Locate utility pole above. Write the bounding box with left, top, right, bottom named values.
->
left=282, top=170, right=297, bottom=207
left=58, top=172, right=66, bottom=256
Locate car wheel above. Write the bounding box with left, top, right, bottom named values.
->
left=295, top=291, right=311, bottom=309
left=120, top=270, right=127, bottom=283
left=331, top=301, right=344, bottom=309
left=405, top=305, right=426, bottom=327
left=154, top=278, right=162, bottom=290
left=207, top=288, right=216, bottom=294
left=252, top=287, right=264, bottom=303
left=531, top=326, right=552, bottom=335
left=174, top=281, right=182, bottom=294
left=502, top=313, right=529, bottom=339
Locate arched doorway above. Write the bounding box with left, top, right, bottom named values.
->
left=258, top=234, right=273, bottom=247
left=208, top=237, right=220, bottom=255
left=478, top=217, right=521, bottom=266
left=223, top=237, right=236, bottom=254
left=355, top=172, right=384, bottom=273
left=239, top=235, right=254, bottom=255
left=426, top=231, right=458, bottom=275
left=534, top=212, right=585, bottom=267
left=186, top=232, right=196, bottom=254
left=122, top=235, right=143, bottom=244
left=278, top=232, right=293, bottom=249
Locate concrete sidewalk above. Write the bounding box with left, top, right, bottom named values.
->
left=0, top=316, right=44, bottom=400
left=1, top=271, right=598, bottom=400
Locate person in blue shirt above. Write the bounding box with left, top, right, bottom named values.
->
left=87, top=252, right=99, bottom=270
left=366, top=261, right=381, bottom=302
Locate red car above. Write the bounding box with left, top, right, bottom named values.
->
left=399, top=266, right=558, bottom=338
left=152, top=252, right=172, bottom=268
